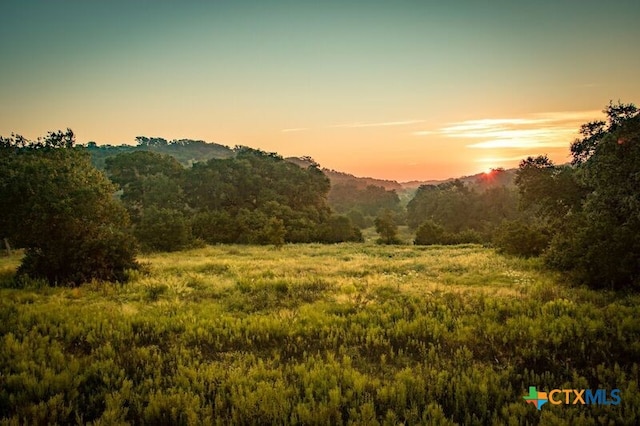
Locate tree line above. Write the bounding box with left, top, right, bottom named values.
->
left=407, top=103, right=640, bottom=290
left=510, top=102, right=640, bottom=290
left=106, top=146, right=363, bottom=250
left=0, top=135, right=362, bottom=286
left=405, top=102, right=640, bottom=291
left=1, top=102, right=638, bottom=290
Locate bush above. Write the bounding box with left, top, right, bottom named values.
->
left=414, top=220, right=445, bottom=245
left=345, top=209, right=373, bottom=229
left=18, top=225, right=138, bottom=285
left=191, top=210, right=238, bottom=244
left=441, top=229, right=483, bottom=245
left=135, top=207, right=193, bottom=252
left=415, top=221, right=483, bottom=245
left=492, top=220, right=551, bottom=257
left=316, top=216, right=363, bottom=243
left=374, top=210, right=400, bottom=244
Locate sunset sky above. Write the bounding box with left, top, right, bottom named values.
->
left=1, top=1, right=639, bottom=181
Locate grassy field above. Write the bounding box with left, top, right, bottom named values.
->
left=1, top=244, right=639, bottom=424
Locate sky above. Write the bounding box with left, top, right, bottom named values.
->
left=1, top=1, right=639, bottom=181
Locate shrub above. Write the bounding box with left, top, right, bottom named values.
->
left=374, top=210, right=400, bottom=244
left=414, top=220, right=445, bottom=245
left=415, top=221, right=483, bottom=245
left=135, top=207, right=193, bottom=252
left=316, top=216, right=363, bottom=243
left=492, top=220, right=551, bottom=257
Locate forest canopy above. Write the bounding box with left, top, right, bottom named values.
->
left=105, top=146, right=362, bottom=249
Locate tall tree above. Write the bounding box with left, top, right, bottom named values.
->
left=374, top=210, right=399, bottom=244
left=0, top=130, right=138, bottom=285
left=513, top=102, right=640, bottom=290
left=551, top=106, right=640, bottom=289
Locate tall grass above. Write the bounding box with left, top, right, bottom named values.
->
left=1, top=244, right=638, bottom=424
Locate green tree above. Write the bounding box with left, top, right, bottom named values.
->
left=548, top=105, right=640, bottom=289
left=328, top=183, right=402, bottom=219
left=406, top=180, right=475, bottom=232
left=515, top=156, right=586, bottom=221
left=414, top=220, right=445, bottom=245
left=345, top=209, right=373, bottom=229
left=316, top=216, right=363, bottom=243
left=191, top=210, right=238, bottom=244
left=134, top=206, right=192, bottom=252
left=105, top=151, right=185, bottom=219
left=514, top=102, right=640, bottom=290
left=104, top=151, right=195, bottom=251
left=492, top=220, right=551, bottom=257
left=0, top=130, right=138, bottom=285
left=184, top=147, right=333, bottom=244
left=374, top=210, right=400, bottom=244
left=264, top=217, right=286, bottom=247
left=407, top=179, right=519, bottom=242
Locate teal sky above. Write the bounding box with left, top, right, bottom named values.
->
left=1, top=1, right=639, bottom=180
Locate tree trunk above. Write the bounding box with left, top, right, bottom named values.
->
left=3, top=238, right=12, bottom=256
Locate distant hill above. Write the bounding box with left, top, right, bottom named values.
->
left=86, top=138, right=233, bottom=170
left=286, top=157, right=403, bottom=191
left=86, top=139, right=516, bottom=193
left=401, top=168, right=517, bottom=190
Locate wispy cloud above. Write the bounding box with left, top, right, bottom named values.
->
left=475, top=155, right=539, bottom=163
left=413, top=130, right=435, bottom=136
left=281, top=128, right=309, bottom=133
left=440, top=110, right=601, bottom=150
left=330, top=119, right=424, bottom=129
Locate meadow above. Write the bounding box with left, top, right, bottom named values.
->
left=1, top=243, right=639, bottom=425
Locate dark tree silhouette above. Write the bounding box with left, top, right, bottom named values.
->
left=0, top=129, right=138, bottom=285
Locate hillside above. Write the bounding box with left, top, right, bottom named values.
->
left=401, top=168, right=517, bottom=190
left=286, top=157, right=403, bottom=191
left=86, top=139, right=516, bottom=193
left=86, top=138, right=234, bottom=170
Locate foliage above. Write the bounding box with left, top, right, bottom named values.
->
left=345, top=209, right=374, bottom=229
left=514, top=102, right=640, bottom=290
left=407, top=180, right=471, bottom=231
left=316, top=215, right=364, bottom=243
left=104, top=151, right=197, bottom=252
left=0, top=130, right=138, bottom=286
left=105, top=151, right=186, bottom=216
left=1, top=244, right=639, bottom=424
left=374, top=210, right=400, bottom=244
left=407, top=179, right=519, bottom=241
left=190, top=210, right=239, bottom=244
left=414, top=220, right=483, bottom=246
left=492, top=220, right=551, bottom=257
left=105, top=150, right=185, bottom=189
left=570, top=102, right=638, bottom=165
left=134, top=207, right=193, bottom=252
left=515, top=156, right=586, bottom=220
left=549, top=112, right=640, bottom=289
left=414, top=220, right=446, bottom=245
left=107, top=146, right=361, bottom=246
left=184, top=147, right=333, bottom=245
left=328, top=184, right=403, bottom=227
left=87, top=137, right=233, bottom=170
